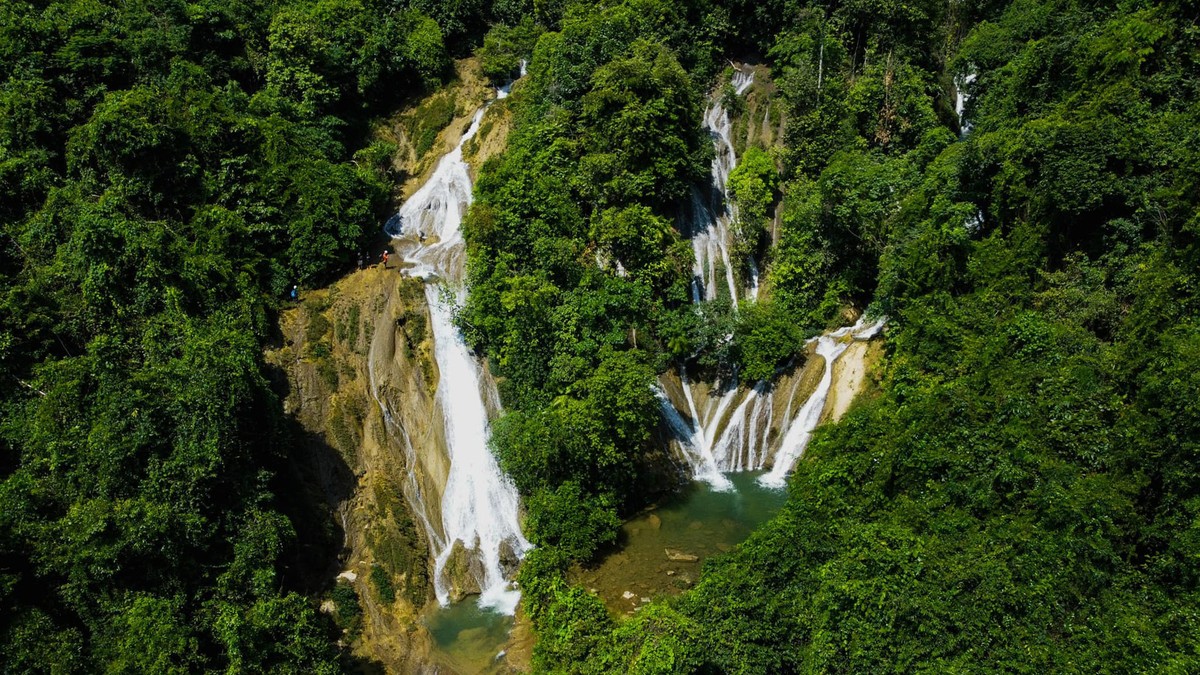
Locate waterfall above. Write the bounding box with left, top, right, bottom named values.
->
left=955, top=71, right=977, bottom=138
left=758, top=316, right=886, bottom=487
left=709, top=381, right=770, bottom=472
left=384, top=83, right=531, bottom=614
left=660, top=315, right=885, bottom=488
left=689, top=70, right=754, bottom=307
left=663, top=66, right=888, bottom=489
left=384, top=108, right=481, bottom=280
left=654, top=386, right=732, bottom=491
left=496, top=59, right=527, bottom=100
left=732, top=69, right=754, bottom=96
left=427, top=286, right=529, bottom=613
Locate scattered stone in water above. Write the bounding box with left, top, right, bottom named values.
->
left=716, top=543, right=732, bottom=552
left=498, top=539, right=520, bottom=579
left=622, top=591, right=636, bottom=600
left=689, top=521, right=704, bottom=530
left=666, top=570, right=676, bottom=576
left=665, top=548, right=699, bottom=562
left=647, top=513, right=662, bottom=530
left=641, top=597, right=651, bottom=604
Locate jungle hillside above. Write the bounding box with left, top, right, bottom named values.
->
left=3, top=0, right=1200, bottom=672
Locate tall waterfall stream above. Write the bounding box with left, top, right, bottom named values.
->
left=383, top=74, right=530, bottom=617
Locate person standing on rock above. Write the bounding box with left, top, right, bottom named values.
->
left=380, top=250, right=389, bottom=269
left=290, top=285, right=298, bottom=302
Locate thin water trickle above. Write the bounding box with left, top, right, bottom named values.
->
left=955, top=71, right=977, bottom=138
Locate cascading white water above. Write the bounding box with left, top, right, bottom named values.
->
left=955, top=71, right=976, bottom=138
left=384, top=87, right=531, bottom=614
left=689, top=69, right=755, bottom=306
left=426, top=286, right=529, bottom=613
left=708, top=380, right=771, bottom=472
left=384, top=109, right=481, bottom=279
left=655, top=386, right=731, bottom=490
left=663, top=67, right=890, bottom=488
left=758, top=316, right=885, bottom=487
left=662, top=315, right=884, bottom=485
left=732, top=69, right=754, bottom=96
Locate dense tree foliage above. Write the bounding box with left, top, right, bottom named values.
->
left=5, top=0, right=1200, bottom=669
left=0, top=0, right=478, bottom=670
left=459, top=5, right=739, bottom=662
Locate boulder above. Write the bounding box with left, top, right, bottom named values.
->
left=498, top=539, right=521, bottom=579
left=443, top=539, right=482, bottom=602
left=665, top=548, right=699, bottom=562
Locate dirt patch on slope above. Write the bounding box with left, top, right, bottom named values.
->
left=827, top=339, right=885, bottom=422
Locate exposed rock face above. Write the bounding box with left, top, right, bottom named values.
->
left=827, top=340, right=885, bottom=423
left=442, top=539, right=484, bottom=602
left=498, top=539, right=521, bottom=579
left=268, top=268, right=444, bottom=672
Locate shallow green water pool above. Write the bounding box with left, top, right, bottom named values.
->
left=575, top=471, right=787, bottom=614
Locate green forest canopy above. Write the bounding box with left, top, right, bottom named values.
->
left=3, top=0, right=1200, bottom=671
